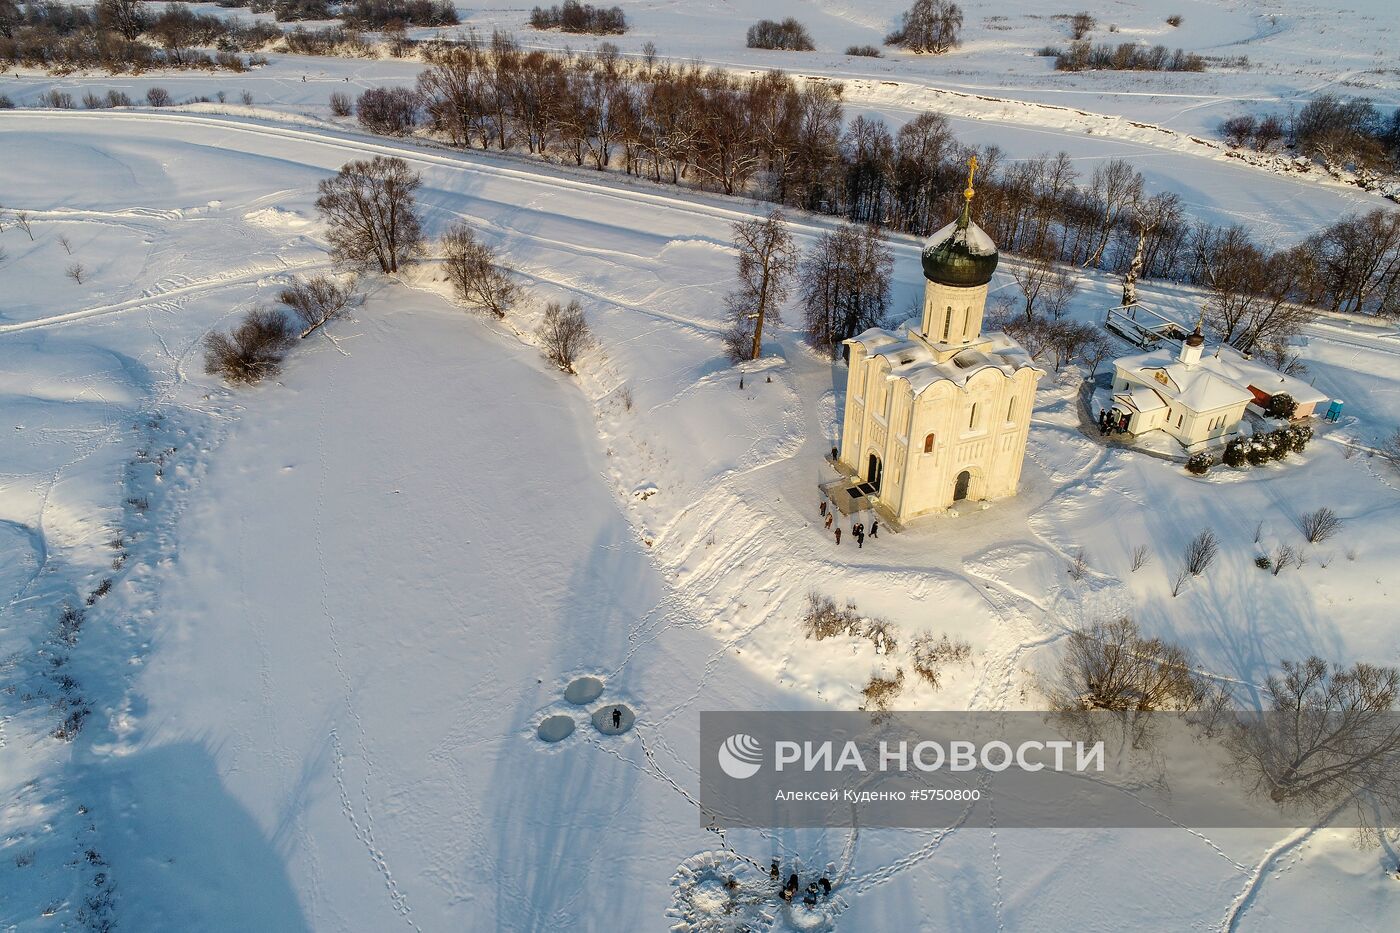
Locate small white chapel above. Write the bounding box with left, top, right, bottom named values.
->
left=832, top=159, right=1044, bottom=525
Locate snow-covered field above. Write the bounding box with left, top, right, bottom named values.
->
left=2, top=108, right=1398, bottom=931
left=2, top=2, right=1400, bottom=930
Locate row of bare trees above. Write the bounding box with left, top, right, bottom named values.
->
left=403, top=36, right=1400, bottom=327
left=207, top=155, right=587, bottom=382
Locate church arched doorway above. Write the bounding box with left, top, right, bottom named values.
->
left=953, top=470, right=971, bottom=502
left=867, top=453, right=883, bottom=492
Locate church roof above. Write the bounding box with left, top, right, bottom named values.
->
left=848, top=323, right=1042, bottom=396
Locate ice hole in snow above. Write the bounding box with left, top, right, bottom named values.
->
left=537, top=715, right=576, bottom=742
left=564, top=676, right=605, bottom=705
left=592, top=704, right=635, bottom=735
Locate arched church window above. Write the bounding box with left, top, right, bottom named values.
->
left=963, top=306, right=971, bottom=339
left=924, top=433, right=936, bottom=453
left=969, top=403, right=978, bottom=429
left=1007, top=397, right=1015, bottom=421
left=944, top=306, right=953, bottom=340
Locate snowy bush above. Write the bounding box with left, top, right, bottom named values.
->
left=145, top=87, right=172, bottom=107
left=1246, top=439, right=1272, bottom=466
left=328, top=91, right=353, bottom=117
left=1185, top=451, right=1213, bottom=475
left=1267, top=428, right=1292, bottom=461
left=746, top=18, right=815, bottom=51
left=861, top=668, right=904, bottom=711
left=1285, top=423, right=1313, bottom=452
left=846, top=44, right=881, bottom=57
left=1265, top=392, right=1297, bottom=419
left=1223, top=437, right=1250, bottom=467
left=803, top=593, right=897, bottom=653
left=910, top=632, right=971, bottom=690
left=278, top=274, right=354, bottom=338
left=202, top=308, right=297, bottom=385
left=1300, top=507, right=1342, bottom=544
left=356, top=86, right=421, bottom=136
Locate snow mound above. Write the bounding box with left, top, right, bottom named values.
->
left=242, top=207, right=312, bottom=230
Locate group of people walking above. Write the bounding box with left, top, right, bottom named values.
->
left=819, top=498, right=877, bottom=547
left=1098, top=408, right=1130, bottom=437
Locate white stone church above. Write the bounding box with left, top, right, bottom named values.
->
left=832, top=163, right=1044, bottom=525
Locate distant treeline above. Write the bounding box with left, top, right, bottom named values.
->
left=222, top=0, right=459, bottom=28
left=399, top=34, right=1399, bottom=319
left=1054, top=41, right=1205, bottom=73
left=0, top=0, right=276, bottom=71
left=528, top=2, right=627, bottom=36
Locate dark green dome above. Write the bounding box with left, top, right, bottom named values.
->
left=921, top=215, right=999, bottom=288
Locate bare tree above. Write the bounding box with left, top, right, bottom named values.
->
left=1271, top=543, right=1298, bottom=576
left=329, top=91, right=353, bottom=117
left=1067, top=547, right=1089, bottom=581
left=1130, top=545, right=1151, bottom=572
left=66, top=263, right=85, bottom=284
left=15, top=211, right=33, bottom=240
left=798, top=223, right=892, bottom=356
left=537, top=298, right=591, bottom=373
left=58, top=234, right=73, bottom=255
left=203, top=308, right=296, bottom=385
left=1299, top=506, right=1341, bottom=544
left=1184, top=528, right=1219, bottom=575
left=1228, top=658, right=1400, bottom=816
left=1383, top=429, right=1400, bottom=468
left=1049, top=616, right=1212, bottom=714
left=315, top=157, right=425, bottom=275
left=278, top=274, right=354, bottom=338
left=1011, top=258, right=1078, bottom=321
left=724, top=210, right=797, bottom=362
left=886, top=0, right=963, bottom=54
left=441, top=223, right=521, bottom=319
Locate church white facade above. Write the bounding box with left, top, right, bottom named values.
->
left=835, top=165, right=1044, bottom=524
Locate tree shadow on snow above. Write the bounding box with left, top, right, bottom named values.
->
left=103, top=740, right=312, bottom=932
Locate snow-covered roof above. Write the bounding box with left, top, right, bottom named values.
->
left=1208, top=347, right=1330, bottom=406
left=848, top=323, right=1042, bottom=396
left=924, top=218, right=997, bottom=257
left=1116, top=341, right=1328, bottom=413
left=1113, top=384, right=1167, bottom=414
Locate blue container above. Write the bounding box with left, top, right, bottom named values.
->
left=1325, top=399, right=1344, bottom=422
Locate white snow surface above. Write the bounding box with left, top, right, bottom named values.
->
left=2, top=2, right=1400, bottom=925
